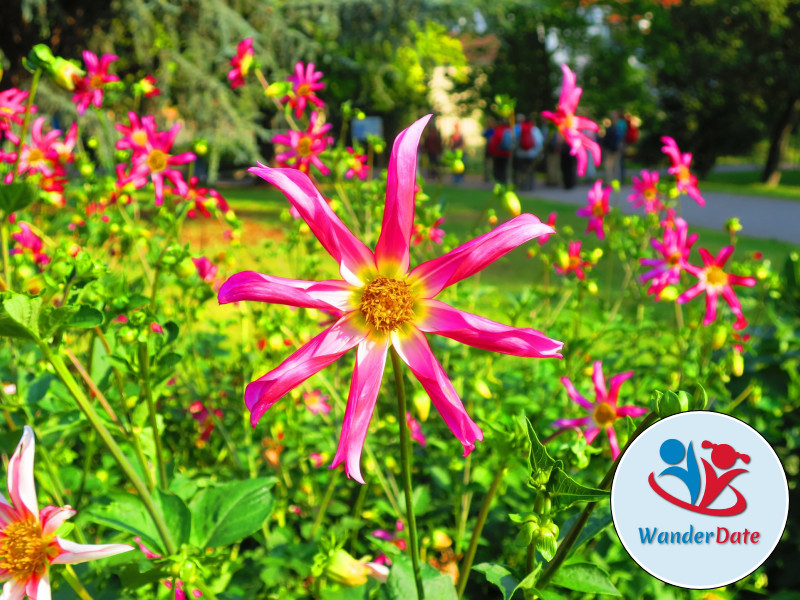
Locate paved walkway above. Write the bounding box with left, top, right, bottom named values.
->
left=457, top=174, right=800, bottom=245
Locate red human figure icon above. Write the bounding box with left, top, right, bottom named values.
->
left=698, top=441, right=750, bottom=511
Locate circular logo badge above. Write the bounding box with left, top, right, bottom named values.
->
left=611, top=411, right=789, bottom=589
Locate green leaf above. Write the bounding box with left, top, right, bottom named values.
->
left=547, top=468, right=608, bottom=513
left=0, top=182, right=38, bottom=215
left=0, top=293, right=42, bottom=340
left=533, top=588, right=568, bottom=600
left=551, top=563, right=620, bottom=596
left=473, top=563, right=519, bottom=600
left=190, top=478, right=275, bottom=549
left=67, top=305, right=104, bottom=328
left=379, top=552, right=457, bottom=600
left=559, top=505, right=613, bottom=556
left=526, top=419, right=556, bottom=485
left=156, top=490, right=191, bottom=548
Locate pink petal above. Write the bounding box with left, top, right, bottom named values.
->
left=40, top=505, right=76, bottom=538
left=698, top=248, right=715, bottom=267
left=676, top=282, right=705, bottom=304
left=409, top=215, right=554, bottom=298
left=553, top=417, right=592, bottom=428
left=249, top=164, right=375, bottom=286
left=720, top=285, right=745, bottom=323
left=217, top=271, right=355, bottom=312
left=330, top=337, right=389, bottom=484
left=715, top=246, right=734, bottom=266
left=560, top=377, right=593, bottom=409
left=591, top=361, right=607, bottom=401
left=2, top=579, right=27, bottom=600
left=26, top=572, right=49, bottom=600
left=584, top=427, right=602, bottom=444
left=51, top=538, right=134, bottom=564
left=245, top=314, right=368, bottom=426
left=607, top=371, right=634, bottom=405
left=607, top=427, right=621, bottom=459
left=617, top=405, right=648, bottom=418
left=415, top=299, right=563, bottom=358
left=703, top=289, right=719, bottom=325
left=374, top=115, right=431, bottom=278
left=8, top=425, right=38, bottom=519
left=391, top=327, right=483, bottom=455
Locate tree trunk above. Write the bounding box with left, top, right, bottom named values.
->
left=761, top=97, right=800, bottom=185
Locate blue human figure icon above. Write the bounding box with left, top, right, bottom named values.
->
left=658, top=438, right=701, bottom=505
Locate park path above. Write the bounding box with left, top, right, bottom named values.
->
left=457, top=174, right=800, bottom=245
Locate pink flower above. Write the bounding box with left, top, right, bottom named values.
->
left=345, top=148, right=370, bottom=180
left=189, top=401, right=222, bottom=444
left=182, top=177, right=229, bottom=218
left=661, top=136, right=705, bottom=206
left=628, top=170, right=663, bottom=213
left=0, top=426, right=133, bottom=599
left=16, top=117, right=61, bottom=178
left=553, top=362, right=647, bottom=459
left=272, top=112, right=333, bottom=175
left=139, top=75, right=161, bottom=98
left=0, top=88, right=34, bottom=145
left=72, top=51, right=119, bottom=115
left=192, top=257, right=218, bottom=283
left=677, top=247, right=756, bottom=330
left=554, top=241, right=589, bottom=279
left=372, top=520, right=406, bottom=565
left=228, top=38, right=254, bottom=89
left=52, top=123, right=79, bottom=166
left=151, top=322, right=163, bottom=333
left=115, top=112, right=156, bottom=155
left=411, top=217, right=445, bottom=246
left=134, top=537, right=202, bottom=598
left=406, top=412, right=426, bottom=447
left=218, top=115, right=563, bottom=483
left=310, top=452, right=327, bottom=468
left=576, top=180, right=610, bottom=240
left=10, top=222, right=49, bottom=266
left=119, top=116, right=196, bottom=205
left=541, top=65, right=601, bottom=177
left=639, top=217, right=697, bottom=297
left=537, top=213, right=557, bottom=245
left=284, top=61, right=325, bottom=117
left=303, top=390, right=332, bottom=415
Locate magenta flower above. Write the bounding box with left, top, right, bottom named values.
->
left=661, top=136, right=705, bottom=206
left=189, top=401, right=222, bottom=445
left=0, top=426, right=133, bottom=599
left=541, top=65, right=601, bottom=176
left=16, top=117, right=64, bottom=179
left=553, top=362, right=647, bottom=459
left=372, top=520, right=406, bottom=566
left=554, top=241, right=589, bottom=280
left=218, top=115, right=562, bottom=483
left=0, top=88, right=33, bottom=145
left=192, top=257, right=218, bottom=283
left=303, top=390, right=332, bottom=415
left=273, top=112, right=332, bottom=175
left=345, top=148, right=370, bottom=180
left=181, top=177, right=229, bottom=218
left=406, top=412, right=426, bottom=447
left=228, top=38, right=254, bottom=89
left=284, top=61, right=325, bottom=117
left=628, top=170, right=663, bottom=214
left=138, top=75, right=161, bottom=98
left=134, top=537, right=203, bottom=598
left=537, top=213, right=557, bottom=245
left=639, top=217, right=697, bottom=297
left=151, top=322, right=163, bottom=334
left=411, top=217, right=445, bottom=246
left=576, top=180, right=610, bottom=240
left=115, top=112, right=156, bottom=155
left=72, top=51, right=119, bottom=115
left=120, top=117, right=196, bottom=205
left=10, top=222, right=49, bottom=266
left=677, top=247, right=756, bottom=330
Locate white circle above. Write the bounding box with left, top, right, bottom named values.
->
left=611, top=411, right=789, bottom=589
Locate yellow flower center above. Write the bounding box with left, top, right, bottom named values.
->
left=592, top=204, right=605, bottom=218
left=296, top=136, right=313, bottom=157
left=568, top=255, right=581, bottom=269
left=90, top=74, right=104, bottom=88
left=240, top=52, right=253, bottom=77
left=593, top=402, right=617, bottom=428
left=297, top=83, right=311, bottom=96
left=678, top=165, right=690, bottom=183
left=132, top=130, right=148, bottom=147
left=0, top=517, right=48, bottom=580
left=705, top=265, right=728, bottom=287
left=27, top=148, right=45, bottom=164
left=147, top=149, right=168, bottom=172
left=359, top=277, right=415, bottom=333
left=667, top=252, right=682, bottom=267
left=644, top=188, right=656, bottom=201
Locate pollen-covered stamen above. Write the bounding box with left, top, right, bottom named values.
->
left=296, top=137, right=313, bottom=157
left=296, top=83, right=311, bottom=96
left=592, top=203, right=605, bottom=218
left=593, top=402, right=617, bottom=428
left=147, top=149, right=168, bottom=172
left=705, top=265, right=729, bottom=287
left=0, top=517, right=48, bottom=579
left=359, top=276, right=415, bottom=333
left=667, top=252, right=682, bottom=267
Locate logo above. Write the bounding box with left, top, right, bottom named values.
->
left=611, top=411, right=789, bottom=589
left=648, top=439, right=749, bottom=516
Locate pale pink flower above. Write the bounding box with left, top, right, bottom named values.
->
left=218, top=115, right=562, bottom=483
left=310, top=453, right=327, bottom=468
left=628, top=170, right=663, bottom=213
left=284, top=61, right=325, bottom=117
left=537, top=213, right=557, bottom=246
left=272, top=112, right=332, bottom=175
left=0, top=89, right=34, bottom=145
left=406, top=412, right=426, bottom=447
left=16, top=118, right=61, bottom=178
left=228, top=38, right=254, bottom=89
left=661, top=136, right=705, bottom=206
left=541, top=65, right=601, bottom=176
left=677, top=247, right=756, bottom=330
left=553, top=362, right=647, bottom=459
left=192, top=257, right=218, bottom=283
left=0, top=426, right=133, bottom=599
left=303, top=390, right=332, bottom=415
left=72, top=51, right=119, bottom=115
left=576, top=180, right=610, bottom=240
left=639, top=217, right=697, bottom=297
left=344, top=148, right=370, bottom=180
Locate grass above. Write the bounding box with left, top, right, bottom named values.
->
left=699, top=169, right=800, bottom=202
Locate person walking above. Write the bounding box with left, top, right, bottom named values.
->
left=513, top=114, right=544, bottom=190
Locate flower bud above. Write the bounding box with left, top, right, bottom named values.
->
left=432, top=530, right=453, bottom=551
left=732, top=351, right=744, bottom=377
left=175, top=257, right=195, bottom=278
left=475, top=379, right=492, bottom=399
left=659, top=286, right=679, bottom=302
left=590, top=248, right=604, bottom=262
left=193, top=138, right=208, bottom=156
left=49, top=57, right=84, bottom=91
left=324, top=549, right=369, bottom=587
left=587, top=281, right=599, bottom=295
left=412, top=388, right=430, bottom=422
left=711, top=325, right=727, bottom=350
left=537, top=519, right=559, bottom=561
left=501, top=191, right=521, bottom=217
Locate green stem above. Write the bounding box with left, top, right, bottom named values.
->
left=456, top=463, right=506, bottom=599
left=310, top=468, right=341, bottom=539
left=40, top=345, right=177, bottom=555
left=349, top=480, right=370, bottom=553
left=390, top=348, right=424, bottom=600
left=138, top=342, right=167, bottom=489
left=536, top=412, right=659, bottom=591
left=0, top=222, right=11, bottom=291
left=62, top=564, right=94, bottom=600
